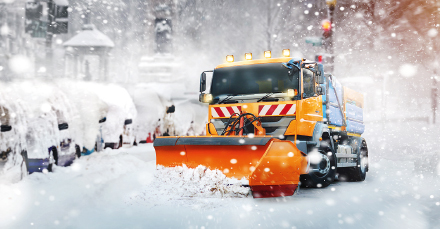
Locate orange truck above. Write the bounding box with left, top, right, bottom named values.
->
left=154, top=51, right=368, bottom=198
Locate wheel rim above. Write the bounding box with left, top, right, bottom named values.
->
left=315, top=152, right=331, bottom=177
left=360, top=156, right=368, bottom=173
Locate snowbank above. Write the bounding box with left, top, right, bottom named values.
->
left=155, top=165, right=250, bottom=198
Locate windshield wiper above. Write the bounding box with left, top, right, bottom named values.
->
left=218, top=95, right=237, bottom=104
left=257, top=91, right=282, bottom=102
left=257, top=93, right=273, bottom=102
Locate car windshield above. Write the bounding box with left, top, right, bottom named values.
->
left=210, top=63, right=300, bottom=98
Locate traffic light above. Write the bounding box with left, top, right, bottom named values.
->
left=53, top=5, right=69, bottom=34
left=322, top=19, right=332, bottom=38
left=315, top=55, right=323, bottom=63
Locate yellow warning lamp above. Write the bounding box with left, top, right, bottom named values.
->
left=264, top=51, right=271, bottom=58
left=245, top=53, right=252, bottom=60
left=282, top=49, right=290, bottom=57
left=226, top=55, right=234, bottom=62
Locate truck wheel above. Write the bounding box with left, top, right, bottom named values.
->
left=340, top=140, right=368, bottom=181
left=301, top=146, right=337, bottom=188
left=349, top=140, right=368, bottom=181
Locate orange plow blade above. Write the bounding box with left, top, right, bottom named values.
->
left=154, top=136, right=308, bottom=198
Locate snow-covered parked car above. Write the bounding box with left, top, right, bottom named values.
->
left=0, top=86, right=28, bottom=183
left=58, top=81, right=136, bottom=152
left=93, top=84, right=137, bottom=149
left=18, top=81, right=81, bottom=172
left=55, top=80, right=109, bottom=155
left=172, top=100, right=207, bottom=136
left=0, top=80, right=82, bottom=181
left=130, top=83, right=207, bottom=143
left=130, top=84, right=172, bottom=143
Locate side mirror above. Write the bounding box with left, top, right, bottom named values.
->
left=58, top=123, right=69, bottom=130
left=316, top=85, right=325, bottom=95
left=317, top=64, right=325, bottom=84
left=0, top=125, right=12, bottom=132
left=200, top=72, right=206, bottom=92
left=166, top=105, right=175, bottom=114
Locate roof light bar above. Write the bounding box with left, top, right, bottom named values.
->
left=264, top=51, right=271, bottom=58
left=226, top=55, right=234, bottom=62
left=245, top=53, right=252, bottom=60
left=282, top=49, right=290, bottom=57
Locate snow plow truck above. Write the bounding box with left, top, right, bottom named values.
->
left=154, top=51, right=368, bottom=198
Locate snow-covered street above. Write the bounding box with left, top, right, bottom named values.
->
left=1, top=143, right=439, bottom=229
left=2, top=0, right=440, bottom=228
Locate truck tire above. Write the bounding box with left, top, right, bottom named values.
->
left=301, top=146, right=337, bottom=188
left=340, top=140, right=368, bottom=181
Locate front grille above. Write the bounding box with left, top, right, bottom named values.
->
left=214, top=116, right=285, bottom=124
left=212, top=116, right=295, bottom=136
left=260, top=116, right=283, bottom=122
left=264, top=127, right=279, bottom=133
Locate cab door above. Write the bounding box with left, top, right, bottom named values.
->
left=296, top=68, right=323, bottom=136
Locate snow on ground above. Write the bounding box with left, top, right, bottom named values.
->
left=152, top=165, right=250, bottom=198
left=364, top=121, right=440, bottom=163
left=1, top=143, right=440, bottom=228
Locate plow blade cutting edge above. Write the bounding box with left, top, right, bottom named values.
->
left=154, top=136, right=308, bottom=198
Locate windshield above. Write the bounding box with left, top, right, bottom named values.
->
left=210, top=63, right=299, bottom=98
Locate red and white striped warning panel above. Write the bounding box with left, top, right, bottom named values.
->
left=211, top=106, right=242, bottom=118
left=259, top=104, right=296, bottom=116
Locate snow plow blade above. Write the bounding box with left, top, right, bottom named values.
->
left=154, top=136, right=308, bottom=198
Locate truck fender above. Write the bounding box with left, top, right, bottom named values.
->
left=311, top=122, right=329, bottom=148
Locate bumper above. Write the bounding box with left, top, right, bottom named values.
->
left=28, top=158, right=49, bottom=174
